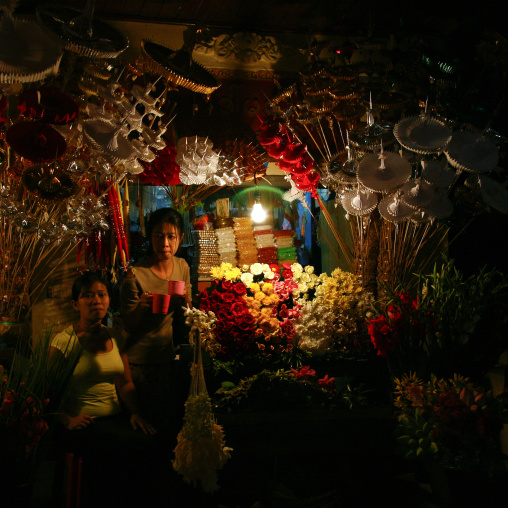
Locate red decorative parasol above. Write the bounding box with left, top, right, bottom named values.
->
left=6, top=121, right=67, bottom=162
left=17, top=86, right=79, bottom=125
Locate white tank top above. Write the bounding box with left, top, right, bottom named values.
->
left=51, top=326, right=125, bottom=418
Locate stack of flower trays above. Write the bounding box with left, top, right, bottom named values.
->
left=253, top=225, right=277, bottom=265
left=233, top=217, right=258, bottom=267
left=215, top=226, right=237, bottom=266
left=274, top=229, right=297, bottom=266
left=191, top=230, right=221, bottom=278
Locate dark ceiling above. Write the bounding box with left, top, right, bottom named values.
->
left=14, top=1, right=504, bottom=38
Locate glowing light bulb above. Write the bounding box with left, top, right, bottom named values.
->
left=251, top=200, right=267, bottom=223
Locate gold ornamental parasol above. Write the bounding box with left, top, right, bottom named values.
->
left=141, top=39, right=221, bottom=95
left=341, top=187, right=378, bottom=216
left=37, top=0, right=128, bottom=59
left=0, top=8, right=62, bottom=84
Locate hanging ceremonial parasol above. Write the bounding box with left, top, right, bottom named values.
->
left=422, top=190, right=454, bottom=219
left=410, top=209, right=434, bottom=224
left=341, top=188, right=378, bottom=216
left=141, top=39, right=221, bottom=95
left=37, top=0, right=128, bottom=59
left=0, top=9, right=62, bottom=84
left=357, top=150, right=412, bottom=192
left=479, top=175, right=508, bottom=214
left=379, top=192, right=414, bottom=222
left=421, top=159, right=456, bottom=188
left=445, top=131, right=499, bottom=173
left=17, top=86, right=79, bottom=125
left=394, top=114, right=452, bottom=154
left=400, top=178, right=436, bottom=208
left=21, top=162, right=77, bottom=202
left=6, top=121, right=67, bottom=162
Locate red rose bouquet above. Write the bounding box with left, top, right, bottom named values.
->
left=367, top=288, right=436, bottom=378
left=198, top=263, right=303, bottom=364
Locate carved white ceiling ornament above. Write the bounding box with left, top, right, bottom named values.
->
left=194, top=32, right=291, bottom=65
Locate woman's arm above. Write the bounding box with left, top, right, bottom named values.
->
left=121, top=292, right=153, bottom=331
left=120, top=269, right=153, bottom=331
left=115, top=353, right=156, bottom=435
left=183, top=259, right=193, bottom=308
left=59, top=412, right=95, bottom=430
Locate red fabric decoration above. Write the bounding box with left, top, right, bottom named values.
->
left=265, top=140, right=288, bottom=159
left=277, top=153, right=314, bottom=175
left=138, top=144, right=181, bottom=185
left=281, top=142, right=308, bottom=163
left=258, top=118, right=285, bottom=146
left=293, top=171, right=320, bottom=195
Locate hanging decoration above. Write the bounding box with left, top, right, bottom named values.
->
left=17, top=86, right=80, bottom=125
left=173, top=307, right=232, bottom=493
left=5, top=121, right=67, bottom=162
left=445, top=130, right=499, bottom=173
left=36, top=0, right=129, bottom=59
left=175, top=136, right=219, bottom=185
left=0, top=4, right=62, bottom=84
left=140, top=39, right=221, bottom=95
left=138, top=143, right=181, bottom=186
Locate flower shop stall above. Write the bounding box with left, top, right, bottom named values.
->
left=1, top=0, right=508, bottom=506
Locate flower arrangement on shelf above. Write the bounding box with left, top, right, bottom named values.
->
left=294, top=267, right=374, bottom=358
left=367, top=258, right=508, bottom=379
left=393, top=373, right=504, bottom=471
left=213, top=365, right=370, bottom=413
left=198, top=262, right=307, bottom=369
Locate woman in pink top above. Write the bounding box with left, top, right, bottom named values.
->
left=120, top=207, right=192, bottom=431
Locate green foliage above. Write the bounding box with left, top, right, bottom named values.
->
left=212, top=368, right=370, bottom=413
left=416, top=257, right=508, bottom=377
left=418, top=257, right=508, bottom=345
left=395, top=407, right=439, bottom=460
left=372, top=257, right=508, bottom=379
left=0, top=327, right=82, bottom=466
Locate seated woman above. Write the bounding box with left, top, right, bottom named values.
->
left=50, top=271, right=171, bottom=507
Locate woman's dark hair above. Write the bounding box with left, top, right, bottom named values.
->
left=71, top=271, right=110, bottom=301
left=146, top=207, right=184, bottom=242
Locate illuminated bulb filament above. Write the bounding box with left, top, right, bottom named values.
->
left=251, top=201, right=267, bottom=223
